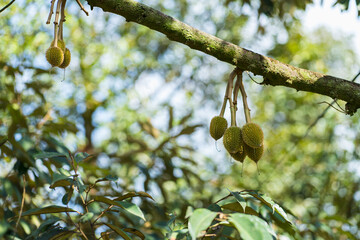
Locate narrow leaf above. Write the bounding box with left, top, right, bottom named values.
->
left=113, top=191, right=154, bottom=201
left=34, top=152, right=66, bottom=159
left=123, top=228, right=145, bottom=240
left=104, top=223, right=132, bottom=240
left=21, top=205, right=76, bottom=217
left=50, top=178, right=73, bottom=189
left=188, top=208, right=218, bottom=240
left=93, top=196, right=146, bottom=220
left=228, top=213, right=274, bottom=240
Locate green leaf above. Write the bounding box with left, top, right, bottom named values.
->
left=207, top=203, right=222, bottom=212
left=221, top=202, right=244, bottom=213
left=188, top=208, right=218, bottom=240
left=95, top=175, right=118, bottom=183
left=228, top=213, right=274, bottom=240
left=113, top=191, right=155, bottom=201
left=246, top=191, right=291, bottom=224
left=116, top=201, right=146, bottom=221
left=50, top=178, right=73, bottom=189
left=21, top=205, right=76, bottom=217
left=230, top=191, right=247, bottom=211
left=123, top=228, right=145, bottom=240
left=79, top=212, right=94, bottom=223
left=25, top=217, right=61, bottom=239
left=74, top=152, right=90, bottom=163
left=34, top=152, right=66, bottom=159
left=104, top=223, right=132, bottom=240
left=94, top=196, right=146, bottom=220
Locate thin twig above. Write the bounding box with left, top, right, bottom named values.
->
left=75, top=0, right=89, bottom=16
left=246, top=71, right=261, bottom=84
left=93, top=205, right=114, bottom=224
left=66, top=211, right=89, bottom=240
left=317, top=101, right=346, bottom=113
left=46, top=0, right=56, bottom=24
left=15, top=175, right=26, bottom=229
left=334, top=99, right=346, bottom=112
left=237, top=71, right=251, bottom=123
left=37, top=109, right=53, bottom=129
left=0, top=0, right=15, bottom=13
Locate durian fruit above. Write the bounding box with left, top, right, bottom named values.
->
left=46, top=46, right=64, bottom=67
left=210, top=116, right=228, bottom=140
left=242, top=123, right=264, bottom=148
left=244, top=143, right=264, bottom=163
left=223, top=126, right=244, bottom=154
left=51, top=39, right=65, bottom=52
left=230, top=150, right=246, bottom=163
left=59, top=48, right=71, bottom=69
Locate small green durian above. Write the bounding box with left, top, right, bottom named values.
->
left=210, top=116, right=228, bottom=140
left=223, top=126, right=243, bottom=154
left=242, top=123, right=264, bottom=148
left=230, top=150, right=246, bottom=163
left=244, top=143, right=264, bottom=163
left=59, top=48, right=71, bottom=69
left=46, top=46, right=64, bottom=67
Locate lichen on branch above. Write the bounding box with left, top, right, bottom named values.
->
left=86, top=0, right=360, bottom=115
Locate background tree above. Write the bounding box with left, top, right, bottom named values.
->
left=0, top=0, right=359, bottom=239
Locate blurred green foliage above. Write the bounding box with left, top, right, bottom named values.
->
left=0, top=0, right=360, bottom=239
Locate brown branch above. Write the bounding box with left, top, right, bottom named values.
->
left=76, top=0, right=89, bottom=16
left=0, top=0, right=15, bottom=13
left=46, top=0, right=56, bottom=24
left=86, top=0, right=360, bottom=115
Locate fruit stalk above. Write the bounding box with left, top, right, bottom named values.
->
left=237, top=71, right=251, bottom=123
left=46, top=0, right=56, bottom=24
left=53, top=0, right=63, bottom=47
left=59, top=0, right=67, bottom=40
left=226, top=69, right=237, bottom=126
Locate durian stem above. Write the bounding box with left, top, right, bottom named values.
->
left=226, top=69, right=237, bottom=126
left=238, top=71, right=251, bottom=123
left=219, top=83, right=228, bottom=117
left=233, top=68, right=241, bottom=114
left=59, top=0, right=67, bottom=40
left=53, top=0, right=63, bottom=47
left=46, top=0, right=56, bottom=24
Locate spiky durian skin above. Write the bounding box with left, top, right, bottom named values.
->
left=231, top=150, right=246, bottom=163
left=242, top=123, right=264, bottom=148
left=51, top=39, right=65, bottom=51
left=210, top=116, right=228, bottom=140
left=244, top=143, right=264, bottom=163
left=59, top=48, right=71, bottom=69
left=46, top=46, right=64, bottom=67
left=223, top=126, right=243, bottom=154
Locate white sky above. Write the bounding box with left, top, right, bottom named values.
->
left=303, top=0, right=360, bottom=55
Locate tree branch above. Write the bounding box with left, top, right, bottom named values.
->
left=86, top=0, right=360, bottom=115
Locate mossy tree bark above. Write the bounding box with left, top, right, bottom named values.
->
left=86, top=0, right=360, bottom=115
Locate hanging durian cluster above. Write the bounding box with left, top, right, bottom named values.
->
left=209, top=69, right=264, bottom=170
left=45, top=0, right=88, bottom=69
